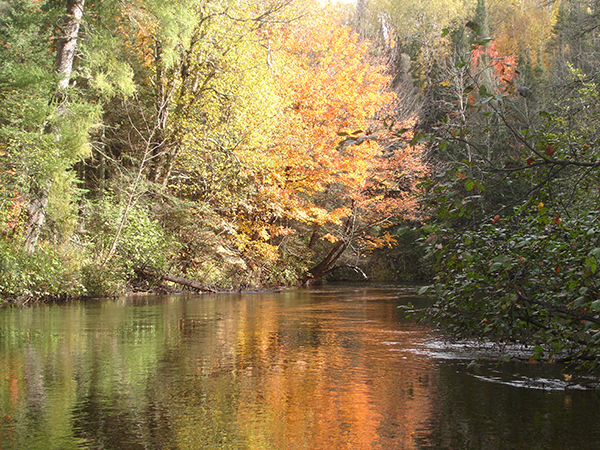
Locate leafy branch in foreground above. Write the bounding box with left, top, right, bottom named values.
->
left=418, top=208, right=600, bottom=369
left=415, top=28, right=600, bottom=370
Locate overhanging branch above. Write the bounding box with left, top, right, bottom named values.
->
left=517, top=293, right=600, bottom=325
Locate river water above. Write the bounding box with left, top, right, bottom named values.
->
left=1, top=284, right=599, bottom=449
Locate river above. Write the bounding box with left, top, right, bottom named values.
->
left=1, top=284, right=599, bottom=449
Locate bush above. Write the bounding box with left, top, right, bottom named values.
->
left=419, top=205, right=600, bottom=369
left=81, top=261, right=128, bottom=298
left=85, top=197, right=178, bottom=270
left=81, top=196, right=180, bottom=295
left=0, top=239, right=86, bottom=302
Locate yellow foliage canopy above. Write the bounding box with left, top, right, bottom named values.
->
left=264, top=6, right=427, bottom=238
left=158, top=0, right=428, bottom=272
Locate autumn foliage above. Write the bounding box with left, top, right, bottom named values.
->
left=471, top=41, right=518, bottom=87
left=161, top=4, right=427, bottom=285
left=0, top=0, right=428, bottom=298
left=245, top=9, right=428, bottom=282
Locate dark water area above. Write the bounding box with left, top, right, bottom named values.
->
left=1, top=284, right=599, bottom=449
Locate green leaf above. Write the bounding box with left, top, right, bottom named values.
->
left=409, top=133, right=430, bottom=146
left=574, top=296, right=587, bottom=308
left=417, top=285, right=430, bottom=295
left=489, top=262, right=504, bottom=272
left=462, top=251, right=473, bottom=262
left=585, top=257, right=598, bottom=274
left=422, top=224, right=438, bottom=234
left=592, top=300, right=600, bottom=312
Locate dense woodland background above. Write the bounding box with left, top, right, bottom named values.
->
left=1, top=0, right=600, bottom=365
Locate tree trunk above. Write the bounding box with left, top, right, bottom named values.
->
left=301, top=240, right=348, bottom=285
left=23, top=0, right=85, bottom=253
left=301, top=209, right=358, bottom=285
left=147, top=40, right=170, bottom=183
left=23, top=187, right=49, bottom=254
left=55, top=0, right=85, bottom=90
left=355, top=0, right=368, bottom=41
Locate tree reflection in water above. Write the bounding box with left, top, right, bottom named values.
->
left=0, top=286, right=599, bottom=449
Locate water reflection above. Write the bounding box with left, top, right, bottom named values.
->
left=0, top=284, right=599, bottom=449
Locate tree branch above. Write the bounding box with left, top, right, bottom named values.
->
left=516, top=293, right=600, bottom=325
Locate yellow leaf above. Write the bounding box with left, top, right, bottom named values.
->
left=320, top=233, right=339, bottom=243
left=258, top=228, right=270, bottom=240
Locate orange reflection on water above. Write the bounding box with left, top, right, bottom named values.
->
left=225, top=293, right=437, bottom=449
left=0, top=288, right=440, bottom=450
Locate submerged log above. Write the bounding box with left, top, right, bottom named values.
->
left=139, top=267, right=220, bottom=293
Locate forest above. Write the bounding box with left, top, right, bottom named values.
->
left=1, top=0, right=600, bottom=367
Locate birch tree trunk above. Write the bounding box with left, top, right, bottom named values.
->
left=23, top=0, right=85, bottom=254
left=55, top=0, right=85, bottom=90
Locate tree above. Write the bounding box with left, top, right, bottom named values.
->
left=0, top=0, right=103, bottom=300
left=21, top=0, right=89, bottom=254
left=417, top=33, right=600, bottom=369
left=1, top=0, right=428, bottom=298
left=268, top=6, right=427, bottom=283
left=0, top=0, right=97, bottom=252
left=160, top=2, right=427, bottom=286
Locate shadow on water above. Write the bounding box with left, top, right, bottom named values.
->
left=0, top=283, right=599, bottom=449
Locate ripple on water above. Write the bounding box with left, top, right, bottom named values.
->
left=400, top=336, right=600, bottom=391
left=471, top=374, right=580, bottom=390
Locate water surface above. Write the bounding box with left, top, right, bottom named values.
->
left=1, top=284, right=599, bottom=449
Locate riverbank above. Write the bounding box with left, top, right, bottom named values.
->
left=0, top=234, right=428, bottom=305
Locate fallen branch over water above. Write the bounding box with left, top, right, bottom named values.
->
left=139, top=267, right=221, bottom=293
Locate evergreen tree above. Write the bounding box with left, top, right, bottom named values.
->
left=474, top=0, right=489, bottom=37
